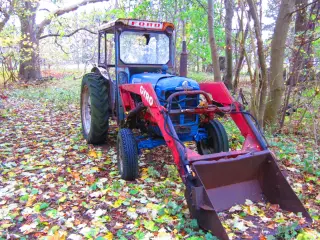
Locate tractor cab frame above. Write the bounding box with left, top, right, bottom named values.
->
left=94, top=19, right=175, bottom=122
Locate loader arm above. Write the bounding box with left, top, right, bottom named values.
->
left=119, top=82, right=312, bottom=239
left=119, top=83, right=190, bottom=180
left=199, top=82, right=268, bottom=151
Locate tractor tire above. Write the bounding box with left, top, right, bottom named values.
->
left=196, top=119, right=229, bottom=154
left=81, top=73, right=109, bottom=144
left=117, top=128, right=139, bottom=181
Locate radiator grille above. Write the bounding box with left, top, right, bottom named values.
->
left=165, top=91, right=198, bottom=124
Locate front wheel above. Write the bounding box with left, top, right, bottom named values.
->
left=196, top=119, right=229, bottom=154
left=80, top=73, right=109, bottom=144
left=117, top=128, right=139, bottom=181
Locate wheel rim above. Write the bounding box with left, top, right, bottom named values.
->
left=82, top=85, right=91, bottom=136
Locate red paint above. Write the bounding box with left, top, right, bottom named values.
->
left=119, top=82, right=264, bottom=182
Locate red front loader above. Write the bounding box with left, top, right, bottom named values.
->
left=80, top=19, right=312, bottom=239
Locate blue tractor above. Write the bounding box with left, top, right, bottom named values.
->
left=80, top=19, right=311, bottom=239
left=81, top=18, right=228, bottom=161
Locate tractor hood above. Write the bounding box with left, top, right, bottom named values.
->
left=130, top=73, right=200, bottom=92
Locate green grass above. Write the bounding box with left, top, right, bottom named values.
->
left=11, top=76, right=81, bottom=110
left=188, top=72, right=215, bottom=82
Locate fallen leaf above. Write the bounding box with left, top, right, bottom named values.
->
left=229, top=205, right=242, bottom=212
left=114, top=222, right=123, bottom=229
left=104, top=232, right=113, bottom=240
left=88, top=150, right=97, bottom=158
left=233, top=220, right=248, bottom=232
left=26, top=195, right=37, bottom=207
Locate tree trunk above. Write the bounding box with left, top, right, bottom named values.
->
left=224, top=0, right=234, bottom=89
left=17, top=0, right=109, bottom=82
left=18, top=1, right=41, bottom=81
left=207, top=0, right=221, bottom=82
left=233, top=23, right=249, bottom=93
left=264, top=0, right=295, bottom=126
left=247, top=0, right=268, bottom=126
left=279, top=1, right=319, bottom=129
left=288, top=0, right=309, bottom=86
left=0, top=0, right=15, bottom=32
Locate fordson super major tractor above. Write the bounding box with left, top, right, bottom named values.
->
left=80, top=19, right=311, bottom=239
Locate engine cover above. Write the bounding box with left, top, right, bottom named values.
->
left=130, top=73, right=200, bottom=139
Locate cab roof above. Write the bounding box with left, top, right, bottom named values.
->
left=98, top=18, right=175, bottom=32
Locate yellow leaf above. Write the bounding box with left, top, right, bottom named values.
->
left=26, top=195, right=37, bottom=207
left=88, top=150, right=97, bottom=158
left=113, top=199, right=123, bottom=208
left=141, top=168, right=149, bottom=180
left=8, top=172, right=16, bottom=177
left=58, top=196, right=66, bottom=203
left=1, top=223, right=12, bottom=229
left=104, top=232, right=113, bottom=240
left=97, top=151, right=103, bottom=158
left=146, top=203, right=154, bottom=209
left=128, top=207, right=136, bottom=212
left=47, top=231, right=66, bottom=240
left=157, top=232, right=171, bottom=238
left=91, top=167, right=99, bottom=171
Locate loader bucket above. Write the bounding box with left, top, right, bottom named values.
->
left=187, top=150, right=312, bottom=239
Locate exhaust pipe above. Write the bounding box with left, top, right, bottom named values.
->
left=180, top=37, right=188, bottom=77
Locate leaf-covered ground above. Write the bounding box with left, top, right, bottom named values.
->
left=0, top=78, right=319, bottom=240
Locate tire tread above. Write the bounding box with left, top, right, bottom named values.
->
left=80, top=73, right=109, bottom=144
left=117, top=128, right=139, bottom=181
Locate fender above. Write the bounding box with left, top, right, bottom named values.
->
left=91, top=67, right=116, bottom=117
left=91, top=66, right=110, bottom=80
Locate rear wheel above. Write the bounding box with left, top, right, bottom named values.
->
left=117, top=128, right=139, bottom=181
left=197, top=119, right=229, bottom=154
left=81, top=73, right=109, bottom=144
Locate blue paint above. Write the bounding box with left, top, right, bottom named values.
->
left=137, top=137, right=166, bottom=150
left=130, top=73, right=199, bottom=91
left=115, top=32, right=125, bottom=121
left=109, top=26, right=209, bottom=152
left=194, top=128, right=208, bottom=142
left=136, top=134, right=198, bottom=151
left=131, top=73, right=202, bottom=147
left=130, top=73, right=173, bottom=86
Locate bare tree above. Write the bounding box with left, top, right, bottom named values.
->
left=17, top=0, right=109, bottom=82
left=287, top=0, right=319, bottom=86
left=279, top=0, right=319, bottom=129
left=224, top=0, right=234, bottom=89
left=207, top=0, right=221, bottom=82
left=233, top=2, right=248, bottom=93
left=0, top=0, right=15, bottom=32
left=247, top=0, right=268, bottom=126
left=264, top=0, right=295, bottom=126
